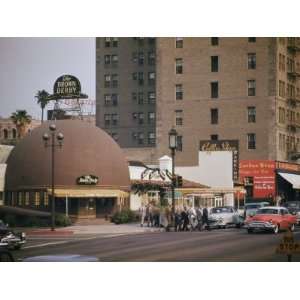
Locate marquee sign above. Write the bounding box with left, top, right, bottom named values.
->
left=52, top=75, right=85, bottom=99
left=199, top=140, right=239, bottom=181
left=77, top=175, right=99, bottom=185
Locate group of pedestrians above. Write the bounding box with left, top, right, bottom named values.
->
left=139, top=203, right=211, bottom=231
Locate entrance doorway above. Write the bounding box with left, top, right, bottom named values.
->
left=96, top=198, right=116, bottom=217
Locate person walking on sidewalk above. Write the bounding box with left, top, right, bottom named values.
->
left=202, top=205, right=210, bottom=231
left=139, top=204, right=146, bottom=227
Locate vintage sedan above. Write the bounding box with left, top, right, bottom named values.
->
left=245, top=206, right=297, bottom=234
left=208, top=206, right=242, bottom=228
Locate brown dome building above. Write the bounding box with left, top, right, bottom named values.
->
left=5, top=120, right=130, bottom=219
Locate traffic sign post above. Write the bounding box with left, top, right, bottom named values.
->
left=276, top=229, right=300, bottom=262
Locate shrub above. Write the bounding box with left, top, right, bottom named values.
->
left=111, top=209, right=136, bottom=224
left=55, top=214, right=72, bottom=227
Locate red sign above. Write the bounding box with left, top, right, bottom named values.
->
left=239, top=160, right=276, bottom=198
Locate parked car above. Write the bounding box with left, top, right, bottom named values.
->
left=244, top=202, right=269, bottom=218
left=283, top=201, right=300, bottom=225
left=245, top=206, right=297, bottom=234
left=0, top=220, right=26, bottom=250
left=208, top=206, right=242, bottom=228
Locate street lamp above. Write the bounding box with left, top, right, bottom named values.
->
left=168, top=128, right=178, bottom=230
left=42, top=124, right=64, bottom=231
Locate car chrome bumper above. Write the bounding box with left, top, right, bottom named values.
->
left=246, top=221, right=275, bottom=230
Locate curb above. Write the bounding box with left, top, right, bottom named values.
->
left=27, top=230, right=74, bottom=236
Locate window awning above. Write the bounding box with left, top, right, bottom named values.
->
left=278, top=172, right=300, bottom=189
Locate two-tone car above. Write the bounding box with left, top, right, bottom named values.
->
left=245, top=206, right=297, bottom=234
left=208, top=206, right=242, bottom=228
left=283, top=201, right=300, bottom=225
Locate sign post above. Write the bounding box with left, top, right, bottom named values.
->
left=276, top=230, right=300, bottom=261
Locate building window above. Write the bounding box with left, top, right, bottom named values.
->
left=138, top=92, right=144, bottom=104
left=148, top=92, right=156, bottom=104
left=138, top=113, right=144, bottom=124
left=3, top=129, right=8, bottom=139
left=104, top=94, right=111, bottom=105
left=138, top=52, right=144, bottom=65
left=112, top=37, right=118, bottom=47
left=211, top=56, right=219, bottom=72
left=211, top=108, right=218, bottom=124
left=177, top=135, right=183, bottom=151
left=210, top=134, right=218, bottom=141
left=247, top=80, right=256, bottom=96
left=112, top=74, right=118, bottom=87
left=132, top=92, right=137, bottom=102
left=248, top=53, right=256, bottom=69
left=104, top=114, right=111, bottom=127
left=132, top=112, right=138, bottom=121
left=247, top=106, right=256, bottom=123
left=112, top=94, right=118, bottom=106
left=25, top=192, right=30, bottom=206
left=148, top=132, right=156, bottom=145
left=211, top=82, right=219, bottom=98
left=279, top=53, right=286, bottom=71
left=175, top=84, right=183, bottom=100
left=132, top=52, right=138, bottom=63
left=148, top=72, right=155, bottom=85
left=287, top=84, right=295, bottom=99
left=175, top=37, right=183, bottom=48
left=279, top=80, right=285, bottom=98
left=104, top=74, right=111, bottom=88
left=211, top=37, right=219, bottom=46
left=138, top=72, right=144, bottom=85
left=175, top=58, right=183, bottom=74
left=105, top=37, right=111, bottom=47
left=175, top=110, right=183, bottom=126
left=104, top=55, right=111, bottom=65
left=111, top=132, right=119, bottom=141
left=247, top=133, right=256, bottom=149
left=148, top=112, right=155, bottom=124
left=248, top=37, right=256, bottom=43
left=148, top=51, right=155, bottom=65
left=138, top=132, right=144, bottom=145
left=111, top=54, right=118, bottom=65
left=35, top=192, right=40, bottom=207
left=112, top=114, right=119, bottom=126
left=44, top=192, right=48, bottom=207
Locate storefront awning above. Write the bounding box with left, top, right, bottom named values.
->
left=278, top=172, right=300, bottom=189
left=47, top=188, right=129, bottom=198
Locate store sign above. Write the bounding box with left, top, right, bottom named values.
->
left=276, top=161, right=300, bottom=173
left=77, top=175, right=98, bottom=185
left=239, top=160, right=276, bottom=198
left=53, top=75, right=81, bottom=99
left=199, top=140, right=239, bottom=181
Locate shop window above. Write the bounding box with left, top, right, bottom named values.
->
left=18, top=192, right=22, bottom=206
left=175, top=37, right=183, bottom=48
left=25, top=192, right=30, bottom=206
left=35, top=192, right=40, bottom=207
left=44, top=192, right=49, bottom=207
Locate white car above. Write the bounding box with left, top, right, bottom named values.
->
left=208, top=206, right=242, bottom=228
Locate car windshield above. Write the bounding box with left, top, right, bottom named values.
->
left=285, top=203, right=299, bottom=208
left=211, top=207, right=232, bottom=214
left=256, top=208, right=279, bottom=215
left=245, top=204, right=261, bottom=210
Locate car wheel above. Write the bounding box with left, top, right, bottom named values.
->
left=247, top=228, right=253, bottom=234
left=273, top=224, right=279, bottom=234
left=290, top=224, right=295, bottom=232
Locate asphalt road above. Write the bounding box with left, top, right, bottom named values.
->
left=13, top=227, right=300, bottom=262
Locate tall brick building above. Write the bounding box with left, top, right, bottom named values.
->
left=96, top=37, right=300, bottom=167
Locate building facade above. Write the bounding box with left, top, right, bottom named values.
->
left=0, top=117, right=41, bottom=145
left=96, top=37, right=300, bottom=167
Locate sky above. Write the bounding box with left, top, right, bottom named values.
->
left=0, top=38, right=95, bottom=119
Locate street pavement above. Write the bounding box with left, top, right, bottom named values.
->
left=12, top=226, right=300, bottom=262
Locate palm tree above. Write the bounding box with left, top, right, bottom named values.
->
left=10, top=110, right=32, bottom=138
left=35, top=90, right=50, bottom=122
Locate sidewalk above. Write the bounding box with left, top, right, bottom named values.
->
left=23, top=223, right=161, bottom=236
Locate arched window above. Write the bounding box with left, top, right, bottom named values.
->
left=12, top=128, right=17, bottom=139
left=3, top=129, right=8, bottom=139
